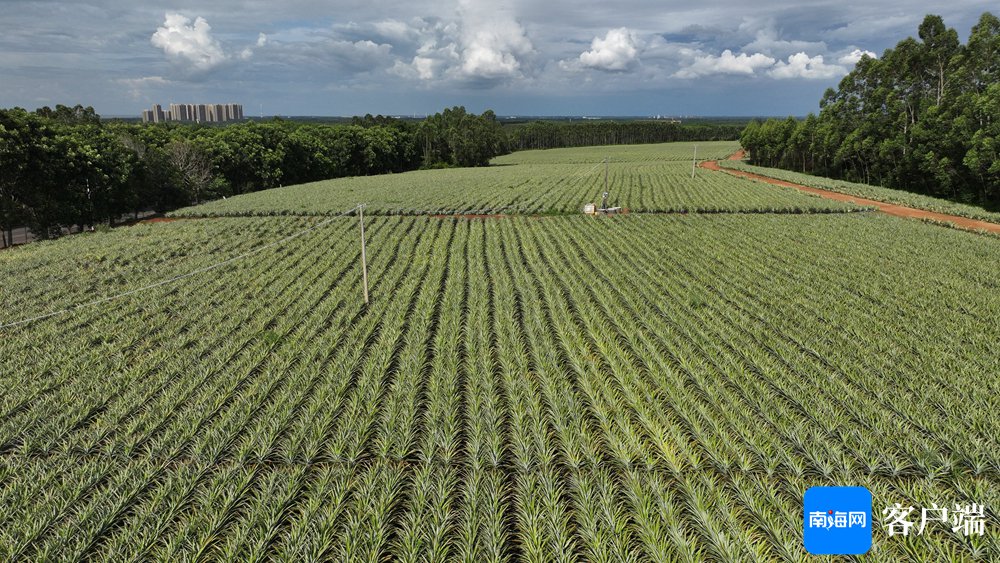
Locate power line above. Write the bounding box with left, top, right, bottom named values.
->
left=563, top=159, right=606, bottom=186
left=0, top=206, right=362, bottom=331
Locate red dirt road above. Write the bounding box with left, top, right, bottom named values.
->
left=139, top=217, right=182, bottom=224
left=701, top=155, right=1000, bottom=235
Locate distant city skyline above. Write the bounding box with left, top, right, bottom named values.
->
left=141, top=103, right=244, bottom=123
left=0, top=2, right=995, bottom=116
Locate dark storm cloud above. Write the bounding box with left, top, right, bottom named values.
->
left=0, top=0, right=994, bottom=116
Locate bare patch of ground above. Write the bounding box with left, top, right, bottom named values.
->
left=701, top=156, right=1000, bottom=235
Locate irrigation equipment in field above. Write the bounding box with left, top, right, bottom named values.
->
left=583, top=158, right=623, bottom=215
left=598, top=190, right=622, bottom=214
left=583, top=192, right=623, bottom=216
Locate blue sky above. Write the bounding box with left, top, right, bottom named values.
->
left=0, top=1, right=994, bottom=117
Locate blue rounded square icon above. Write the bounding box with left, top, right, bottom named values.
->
left=804, top=486, right=872, bottom=555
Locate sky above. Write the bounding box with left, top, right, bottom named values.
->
left=0, top=1, right=994, bottom=117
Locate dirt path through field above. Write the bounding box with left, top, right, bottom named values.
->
left=139, top=217, right=183, bottom=224
left=701, top=154, right=1000, bottom=235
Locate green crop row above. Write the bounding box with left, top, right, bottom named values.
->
left=1, top=213, right=998, bottom=560
left=491, top=141, right=740, bottom=165
left=168, top=142, right=860, bottom=218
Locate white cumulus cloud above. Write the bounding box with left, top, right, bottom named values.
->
left=741, top=25, right=827, bottom=58
left=411, top=56, right=438, bottom=79
left=151, top=13, right=228, bottom=71
left=373, top=19, right=415, bottom=42
left=456, top=0, right=533, bottom=80
left=117, top=76, right=171, bottom=99
left=768, top=52, right=846, bottom=79
left=579, top=27, right=640, bottom=71
left=838, top=48, right=877, bottom=65
left=238, top=33, right=268, bottom=61
left=386, top=19, right=460, bottom=81
left=673, top=49, right=775, bottom=78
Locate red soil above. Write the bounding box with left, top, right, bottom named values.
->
left=138, top=217, right=182, bottom=224
left=701, top=156, right=1000, bottom=235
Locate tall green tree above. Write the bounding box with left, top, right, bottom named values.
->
left=740, top=12, right=999, bottom=209
left=418, top=106, right=508, bottom=168
left=0, top=109, right=40, bottom=245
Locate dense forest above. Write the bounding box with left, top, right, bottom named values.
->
left=740, top=12, right=999, bottom=209
left=506, top=120, right=742, bottom=151
left=0, top=106, right=503, bottom=242
left=0, top=105, right=737, bottom=243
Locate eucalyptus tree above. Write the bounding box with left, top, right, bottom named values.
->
left=740, top=12, right=1000, bottom=209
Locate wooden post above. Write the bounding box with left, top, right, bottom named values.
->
left=691, top=145, right=698, bottom=179
left=359, top=204, right=369, bottom=305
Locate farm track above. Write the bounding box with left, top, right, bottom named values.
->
left=701, top=152, right=1000, bottom=235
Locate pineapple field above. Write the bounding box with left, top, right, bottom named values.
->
left=1, top=142, right=998, bottom=561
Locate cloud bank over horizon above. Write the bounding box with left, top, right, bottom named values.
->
left=0, top=1, right=993, bottom=116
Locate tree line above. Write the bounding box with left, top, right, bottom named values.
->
left=740, top=13, right=999, bottom=209
left=507, top=120, right=741, bottom=151
left=0, top=106, right=506, bottom=242
left=1, top=104, right=738, bottom=243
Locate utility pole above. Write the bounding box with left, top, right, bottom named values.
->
left=691, top=145, right=698, bottom=179
left=358, top=204, right=369, bottom=305
left=604, top=157, right=609, bottom=193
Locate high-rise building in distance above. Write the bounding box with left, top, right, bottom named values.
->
left=141, top=103, right=244, bottom=123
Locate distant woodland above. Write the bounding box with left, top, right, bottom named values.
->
left=505, top=120, right=741, bottom=151
left=0, top=105, right=737, bottom=242
left=740, top=13, right=1000, bottom=209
